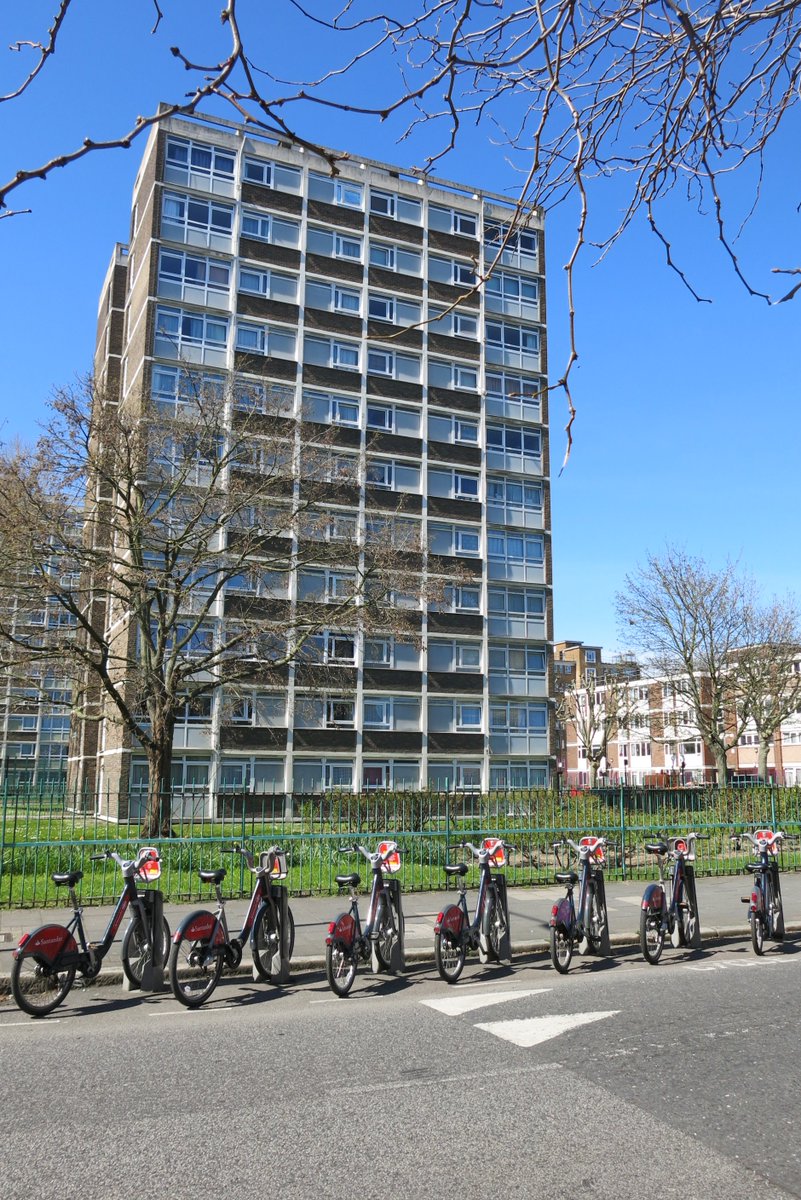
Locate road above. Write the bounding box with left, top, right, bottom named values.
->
left=2, top=939, right=800, bottom=1200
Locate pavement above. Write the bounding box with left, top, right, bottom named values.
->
left=1, top=869, right=797, bottom=991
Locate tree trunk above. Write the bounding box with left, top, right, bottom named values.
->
left=712, top=744, right=729, bottom=786
left=757, top=740, right=771, bottom=783
left=140, top=722, right=175, bottom=838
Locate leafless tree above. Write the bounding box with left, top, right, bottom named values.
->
left=616, top=547, right=756, bottom=782
left=735, top=599, right=801, bottom=780
left=558, top=675, right=633, bottom=786
left=0, top=376, right=428, bottom=834
left=3, top=2, right=799, bottom=456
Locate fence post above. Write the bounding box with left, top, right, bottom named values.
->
left=0, top=778, right=7, bottom=887
left=619, top=781, right=627, bottom=881
left=770, top=780, right=777, bottom=831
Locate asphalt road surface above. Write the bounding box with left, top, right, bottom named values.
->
left=2, top=940, right=800, bottom=1200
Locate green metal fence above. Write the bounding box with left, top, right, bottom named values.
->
left=2, top=782, right=801, bottom=909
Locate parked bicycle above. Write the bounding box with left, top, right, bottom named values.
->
left=168, top=844, right=295, bottom=1008
left=549, top=836, right=611, bottom=974
left=10, top=846, right=170, bottom=1017
left=731, top=829, right=787, bottom=955
left=325, top=841, right=405, bottom=997
left=639, top=833, right=702, bottom=964
left=433, top=838, right=512, bottom=983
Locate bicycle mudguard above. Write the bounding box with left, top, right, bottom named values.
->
left=550, top=897, right=572, bottom=930
left=176, top=910, right=226, bottom=946
left=640, top=883, right=664, bottom=911
left=682, top=866, right=703, bottom=948
left=15, top=924, right=77, bottom=964
left=435, top=903, right=464, bottom=938
left=326, top=912, right=356, bottom=948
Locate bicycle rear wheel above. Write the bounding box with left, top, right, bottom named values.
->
left=325, top=942, right=357, bottom=996
left=549, top=924, right=573, bottom=973
left=639, top=908, right=665, bottom=965
left=750, top=910, right=765, bottom=955
left=434, top=930, right=466, bottom=983
left=121, top=917, right=171, bottom=988
left=168, top=922, right=224, bottom=1008
left=252, top=901, right=295, bottom=982
left=11, top=947, right=76, bottom=1017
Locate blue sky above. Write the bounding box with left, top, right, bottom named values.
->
left=1, top=2, right=799, bottom=654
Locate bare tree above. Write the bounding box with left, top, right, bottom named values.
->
left=558, top=675, right=633, bottom=786
left=735, top=599, right=801, bottom=780
left=3, top=3, right=799, bottom=452
left=616, top=547, right=755, bottom=783
left=0, top=377, right=426, bottom=834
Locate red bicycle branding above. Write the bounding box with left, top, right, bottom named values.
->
left=16, top=926, right=77, bottom=963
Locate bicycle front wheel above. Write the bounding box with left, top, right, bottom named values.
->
left=252, top=901, right=296, bottom=983
left=11, top=946, right=76, bottom=1017
left=325, top=941, right=357, bottom=997
left=550, top=924, right=573, bottom=974
left=482, top=891, right=509, bottom=962
left=168, top=922, right=224, bottom=1008
left=374, top=898, right=398, bottom=973
left=679, top=882, right=700, bottom=950
left=121, top=916, right=171, bottom=988
left=587, top=885, right=610, bottom=956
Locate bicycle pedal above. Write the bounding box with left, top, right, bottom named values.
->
left=740, top=896, right=751, bottom=904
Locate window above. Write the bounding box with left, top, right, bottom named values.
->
left=427, top=360, right=478, bottom=391
left=438, top=584, right=481, bottom=612
left=233, top=378, right=294, bottom=415
left=485, top=270, right=538, bottom=314
left=429, top=205, right=478, bottom=237
left=225, top=568, right=287, bottom=598
left=485, top=220, right=538, bottom=265
left=366, top=404, right=391, bottom=431
left=428, top=413, right=479, bottom=444
left=428, top=305, right=478, bottom=338
left=428, top=468, right=480, bottom=502
left=157, top=249, right=231, bottom=304
left=457, top=703, right=482, bottom=730
left=161, top=192, right=234, bottom=245
left=428, top=761, right=482, bottom=792
left=490, top=702, right=547, bottom=733
left=486, top=320, right=540, bottom=366
left=428, top=641, right=482, bottom=672
left=488, top=645, right=547, bottom=676
left=326, top=698, right=356, bottom=727
left=364, top=515, right=421, bottom=550
left=301, top=632, right=356, bottom=665
left=364, top=638, right=392, bottom=667
left=490, top=762, right=547, bottom=789
left=364, top=698, right=391, bottom=728
left=307, top=227, right=363, bottom=260
left=369, top=190, right=422, bottom=222
left=241, top=211, right=300, bottom=247
left=219, top=759, right=284, bottom=794
left=428, top=698, right=483, bottom=733
left=368, top=242, right=422, bottom=274
left=238, top=266, right=298, bottom=302
left=585, top=650, right=597, bottom=663
left=428, top=523, right=481, bottom=558
left=428, top=256, right=476, bottom=287
left=302, top=390, right=360, bottom=426
left=365, top=459, right=420, bottom=492
left=487, top=478, right=543, bottom=517
left=368, top=294, right=422, bottom=325
left=309, top=171, right=364, bottom=208
left=292, top=760, right=354, bottom=793
left=488, top=530, right=544, bottom=566
left=366, top=348, right=421, bottom=381
left=297, top=569, right=356, bottom=603
left=235, top=321, right=296, bottom=359
left=165, top=137, right=235, bottom=185
left=154, top=306, right=228, bottom=360
left=303, top=335, right=360, bottom=371
left=242, top=156, right=301, bottom=191
left=486, top=424, right=542, bottom=461
left=175, top=695, right=214, bottom=724
left=486, top=371, right=542, bottom=422
left=151, top=365, right=224, bottom=415
left=305, top=280, right=361, bottom=314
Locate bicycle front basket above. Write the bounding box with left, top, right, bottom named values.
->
left=377, top=840, right=401, bottom=873
left=135, top=847, right=162, bottom=882
left=579, top=836, right=605, bottom=865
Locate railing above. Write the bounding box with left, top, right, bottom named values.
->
left=2, top=781, right=801, bottom=908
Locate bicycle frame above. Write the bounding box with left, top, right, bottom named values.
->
left=735, top=829, right=785, bottom=946
left=435, top=839, right=507, bottom=961
left=551, top=837, right=606, bottom=945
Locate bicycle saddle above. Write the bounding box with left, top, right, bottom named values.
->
left=52, top=870, right=83, bottom=887
left=745, top=862, right=765, bottom=874
left=335, top=872, right=360, bottom=888
left=444, top=863, right=469, bottom=876
left=199, top=868, right=226, bottom=884
left=645, top=842, right=668, bottom=855
left=555, top=870, right=578, bottom=885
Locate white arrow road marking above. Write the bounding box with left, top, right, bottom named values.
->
left=475, top=1009, right=620, bottom=1048
left=421, top=988, right=551, bottom=1017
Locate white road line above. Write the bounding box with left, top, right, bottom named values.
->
left=147, top=1006, right=237, bottom=1015
left=0, top=1020, right=62, bottom=1027
left=421, top=988, right=551, bottom=1017
left=475, top=1009, right=620, bottom=1048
